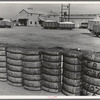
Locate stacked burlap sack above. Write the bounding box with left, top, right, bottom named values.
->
left=22, top=48, right=42, bottom=90
left=62, top=49, right=83, bottom=95
left=6, top=46, right=23, bottom=86
left=42, top=48, right=62, bottom=92
left=82, top=51, right=100, bottom=96
left=0, top=45, right=7, bottom=81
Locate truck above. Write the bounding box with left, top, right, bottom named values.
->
left=79, top=22, right=88, bottom=29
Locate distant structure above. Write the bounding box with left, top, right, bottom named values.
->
left=18, top=8, right=99, bottom=27
left=41, top=13, right=98, bottom=28
left=60, top=4, right=70, bottom=22
left=18, top=8, right=40, bottom=26
left=60, top=4, right=97, bottom=27
left=18, top=8, right=59, bottom=26
left=62, top=14, right=97, bottom=27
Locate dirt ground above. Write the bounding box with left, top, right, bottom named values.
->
left=0, top=26, right=100, bottom=96
left=0, top=26, right=100, bottom=51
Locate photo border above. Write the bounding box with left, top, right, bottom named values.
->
left=0, top=1, right=100, bottom=99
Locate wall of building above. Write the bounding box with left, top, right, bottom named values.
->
left=18, top=10, right=40, bottom=27
left=28, top=14, right=39, bottom=26
left=70, top=19, right=90, bottom=28
left=18, top=10, right=29, bottom=19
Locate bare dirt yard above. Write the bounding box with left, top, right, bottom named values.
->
left=0, top=26, right=100, bottom=51
left=0, top=26, right=100, bottom=96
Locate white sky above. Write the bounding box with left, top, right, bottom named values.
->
left=0, top=4, right=100, bottom=19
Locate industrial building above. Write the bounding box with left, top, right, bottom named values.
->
left=18, top=8, right=59, bottom=26
left=18, top=8, right=98, bottom=27
left=68, top=14, right=97, bottom=27
left=18, top=8, right=41, bottom=26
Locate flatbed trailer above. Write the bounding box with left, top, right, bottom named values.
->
left=42, top=20, right=75, bottom=30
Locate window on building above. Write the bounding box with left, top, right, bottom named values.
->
left=30, top=21, right=32, bottom=24
left=30, top=13, right=32, bottom=16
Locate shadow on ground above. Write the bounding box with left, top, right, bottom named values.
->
left=82, top=33, right=100, bottom=38
left=81, top=33, right=91, bottom=36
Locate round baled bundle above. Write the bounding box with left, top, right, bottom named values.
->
left=22, top=48, right=42, bottom=91
left=42, top=48, right=62, bottom=93
left=82, top=89, right=99, bottom=96
left=82, top=80, right=100, bottom=95
left=62, top=49, right=83, bottom=96
left=82, top=52, right=100, bottom=96
left=0, top=45, right=7, bottom=81
left=6, top=46, right=23, bottom=86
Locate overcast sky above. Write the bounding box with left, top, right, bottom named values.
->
left=0, top=4, right=100, bottom=19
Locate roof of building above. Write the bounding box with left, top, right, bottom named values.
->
left=19, top=9, right=46, bottom=15
left=47, top=11, right=59, bottom=16
left=19, top=9, right=60, bottom=16
left=19, top=9, right=100, bottom=20
left=19, top=9, right=37, bottom=14
left=60, top=14, right=98, bottom=19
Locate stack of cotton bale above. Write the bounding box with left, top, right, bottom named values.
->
left=82, top=51, right=100, bottom=96
left=62, top=49, right=83, bottom=96
left=42, top=48, right=62, bottom=92
left=22, top=48, right=42, bottom=91
left=0, top=44, right=7, bottom=81
left=6, top=46, right=23, bottom=86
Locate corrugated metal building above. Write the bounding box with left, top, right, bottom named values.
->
left=69, top=14, right=97, bottom=27
left=59, top=14, right=97, bottom=27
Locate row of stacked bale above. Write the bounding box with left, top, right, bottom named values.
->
left=1, top=44, right=100, bottom=96
left=22, top=48, right=42, bottom=91
left=0, top=45, right=7, bottom=81
left=0, top=45, right=85, bottom=95
left=42, top=20, right=58, bottom=29
left=58, top=22, right=75, bottom=30
left=82, top=51, right=100, bottom=96
left=6, top=46, right=23, bottom=86
left=42, top=20, right=75, bottom=30
left=42, top=48, right=62, bottom=92
left=62, top=49, right=82, bottom=96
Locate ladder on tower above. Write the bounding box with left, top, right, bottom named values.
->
left=60, top=4, right=70, bottom=22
